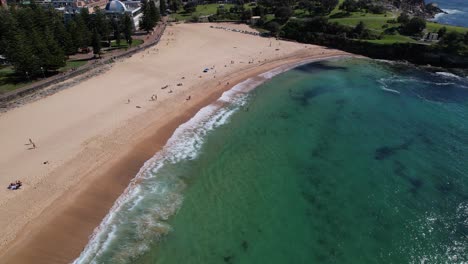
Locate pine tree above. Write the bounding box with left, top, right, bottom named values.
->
left=123, top=13, right=133, bottom=45
left=43, top=27, right=65, bottom=70
left=93, top=8, right=111, bottom=45
left=160, top=0, right=166, bottom=16
left=91, top=29, right=101, bottom=57
left=149, top=0, right=160, bottom=24
left=140, top=0, right=154, bottom=33
left=51, top=12, right=74, bottom=55
left=80, top=8, right=92, bottom=30
left=112, top=17, right=121, bottom=46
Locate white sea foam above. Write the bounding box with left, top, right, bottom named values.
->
left=407, top=202, right=468, bottom=264
left=433, top=9, right=464, bottom=21
left=380, top=87, right=401, bottom=94
left=435, top=71, right=462, bottom=80
left=442, top=8, right=463, bottom=15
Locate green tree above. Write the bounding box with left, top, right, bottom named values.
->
left=168, top=0, right=182, bottom=12
left=274, top=6, right=292, bottom=22
left=397, top=12, right=410, bottom=24
left=140, top=0, right=155, bottom=32
left=437, top=26, right=447, bottom=38
left=91, top=29, right=101, bottom=57
left=340, top=0, right=358, bottom=13
left=266, top=21, right=280, bottom=36
left=149, top=0, right=160, bottom=23
left=5, top=27, right=39, bottom=76
left=241, top=8, right=253, bottom=21
left=80, top=8, right=92, bottom=29
left=401, top=17, right=426, bottom=36
left=123, top=13, right=133, bottom=44
left=184, top=1, right=197, bottom=13
left=160, top=0, right=167, bottom=15
left=112, top=17, right=121, bottom=46
left=67, top=15, right=90, bottom=51
left=439, top=31, right=465, bottom=53
left=320, top=0, right=339, bottom=14
left=353, top=21, right=365, bottom=36
left=51, top=12, right=74, bottom=55
left=0, top=9, right=15, bottom=55
left=93, top=8, right=111, bottom=44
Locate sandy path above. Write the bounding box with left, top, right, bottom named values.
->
left=0, top=23, right=350, bottom=263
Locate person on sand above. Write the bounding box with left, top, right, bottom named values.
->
left=186, top=96, right=191, bottom=101
left=7, top=180, right=22, bottom=190
left=127, top=99, right=131, bottom=104
left=27, top=138, right=36, bottom=149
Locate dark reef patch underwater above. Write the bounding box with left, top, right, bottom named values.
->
left=75, top=58, right=468, bottom=264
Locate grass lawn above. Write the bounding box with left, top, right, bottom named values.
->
left=0, top=66, right=30, bottom=94
left=110, top=39, right=144, bottom=48
left=426, top=22, right=468, bottom=33
left=170, top=3, right=235, bottom=21
left=329, top=14, right=396, bottom=31
left=366, top=34, right=417, bottom=44
left=0, top=59, right=89, bottom=94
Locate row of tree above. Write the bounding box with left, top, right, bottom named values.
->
left=0, top=4, right=137, bottom=78
left=0, top=0, right=166, bottom=78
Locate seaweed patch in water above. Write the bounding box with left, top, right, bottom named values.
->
left=289, top=86, right=330, bottom=106
left=295, top=61, right=348, bottom=74
left=375, top=146, right=396, bottom=160
left=393, top=161, right=424, bottom=192
left=241, top=240, right=248, bottom=251
left=374, top=138, right=414, bottom=160
left=419, top=134, right=434, bottom=147
left=223, top=255, right=234, bottom=263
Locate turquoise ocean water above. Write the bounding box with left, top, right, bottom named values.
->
left=75, top=58, right=468, bottom=264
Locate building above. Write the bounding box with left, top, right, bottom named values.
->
left=421, top=32, right=439, bottom=42
left=250, top=16, right=260, bottom=25
left=105, top=0, right=143, bottom=29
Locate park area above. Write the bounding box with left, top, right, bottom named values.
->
left=0, top=61, right=87, bottom=95
left=170, top=0, right=467, bottom=46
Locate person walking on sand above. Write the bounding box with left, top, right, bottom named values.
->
left=27, top=138, right=36, bottom=149
left=186, top=96, right=191, bottom=101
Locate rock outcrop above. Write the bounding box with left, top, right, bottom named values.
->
left=391, top=0, right=444, bottom=18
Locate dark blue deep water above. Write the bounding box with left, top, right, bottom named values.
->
left=433, top=0, right=468, bottom=27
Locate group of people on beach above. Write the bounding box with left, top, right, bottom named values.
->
left=7, top=180, right=22, bottom=190
left=210, top=26, right=262, bottom=37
